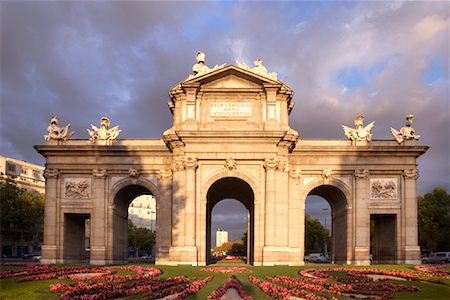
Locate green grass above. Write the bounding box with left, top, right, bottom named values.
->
left=1, top=264, right=449, bottom=299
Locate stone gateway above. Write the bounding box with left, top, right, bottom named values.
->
left=35, top=54, right=427, bottom=266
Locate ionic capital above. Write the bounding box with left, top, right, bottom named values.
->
left=354, top=169, right=370, bottom=179
left=171, top=157, right=185, bottom=172
left=403, top=169, right=419, bottom=179
left=43, top=168, right=59, bottom=179
left=92, top=169, right=107, bottom=178
left=288, top=168, right=302, bottom=179
left=158, top=169, right=173, bottom=180
left=264, top=157, right=279, bottom=170
left=183, top=157, right=198, bottom=170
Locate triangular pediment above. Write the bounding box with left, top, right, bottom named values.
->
left=175, top=65, right=283, bottom=91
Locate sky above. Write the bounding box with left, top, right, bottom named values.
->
left=1, top=1, right=449, bottom=245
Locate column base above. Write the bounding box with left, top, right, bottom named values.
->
left=353, top=246, right=370, bottom=265
left=262, top=246, right=304, bottom=266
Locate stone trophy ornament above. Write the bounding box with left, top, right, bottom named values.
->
left=44, top=116, right=74, bottom=141
left=391, top=115, right=420, bottom=143
left=342, top=115, right=375, bottom=142
left=237, top=58, right=278, bottom=80
left=87, top=117, right=121, bottom=143
left=189, top=51, right=225, bottom=79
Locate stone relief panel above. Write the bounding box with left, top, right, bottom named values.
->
left=64, top=178, right=91, bottom=199
left=370, top=178, right=398, bottom=200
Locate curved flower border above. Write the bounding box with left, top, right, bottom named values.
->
left=199, top=267, right=252, bottom=274
left=207, top=277, right=252, bottom=300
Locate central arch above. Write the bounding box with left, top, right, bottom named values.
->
left=206, top=177, right=255, bottom=264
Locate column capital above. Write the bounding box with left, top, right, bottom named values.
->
left=183, top=157, right=198, bottom=170
left=171, top=157, right=185, bottom=172
left=158, top=169, right=173, bottom=180
left=43, top=168, right=59, bottom=179
left=403, top=169, right=419, bottom=179
left=354, top=169, right=370, bottom=179
left=93, top=169, right=107, bottom=178
left=288, top=168, right=302, bottom=179
left=264, top=157, right=279, bottom=170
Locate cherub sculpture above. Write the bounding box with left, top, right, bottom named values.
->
left=87, top=117, right=121, bottom=143
left=342, top=115, right=375, bottom=142
left=44, top=116, right=74, bottom=141
left=391, top=114, right=420, bottom=143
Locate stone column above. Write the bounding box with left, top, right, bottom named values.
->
left=90, top=169, right=107, bottom=265
left=41, top=168, right=59, bottom=264
left=184, top=157, right=197, bottom=246
left=264, top=158, right=278, bottom=246
left=402, top=169, right=421, bottom=264
left=353, top=169, right=370, bottom=265
left=156, top=169, right=173, bottom=263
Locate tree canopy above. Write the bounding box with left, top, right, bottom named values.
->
left=305, top=214, right=330, bottom=254
left=418, top=187, right=450, bottom=252
left=0, top=181, right=44, bottom=254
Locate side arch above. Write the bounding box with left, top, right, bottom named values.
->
left=301, top=177, right=352, bottom=263
left=107, top=176, right=162, bottom=263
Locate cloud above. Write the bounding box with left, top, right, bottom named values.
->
left=1, top=1, right=448, bottom=228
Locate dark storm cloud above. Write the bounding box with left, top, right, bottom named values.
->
left=1, top=0, right=448, bottom=225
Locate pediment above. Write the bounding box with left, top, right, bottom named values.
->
left=201, top=74, right=262, bottom=89
left=179, top=65, right=281, bottom=89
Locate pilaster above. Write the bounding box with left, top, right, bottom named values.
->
left=41, top=168, right=59, bottom=264
left=353, top=169, right=370, bottom=265
left=402, top=169, right=421, bottom=264
left=90, top=169, right=107, bottom=265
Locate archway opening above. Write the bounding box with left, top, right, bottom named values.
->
left=305, top=185, right=348, bottom=264
left=305, top=196, right=332, bottom=263
left=211, top=199, right=248, bottom=262
left=113, top=185, right=155, bottom=263
left=206, top=177, right=254, bottom=265
left=128, top=194, right=156, bottom=261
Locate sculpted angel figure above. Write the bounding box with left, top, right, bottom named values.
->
left=391, top=114, right=420, bottom=143
left=44, top=116, right=74, bottom=141
left=87, top=117, right=121, bottom=143
left=342, top=115, right=375, bottom=142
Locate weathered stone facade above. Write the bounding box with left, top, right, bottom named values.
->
left=35, top=64, right=427, bottom=266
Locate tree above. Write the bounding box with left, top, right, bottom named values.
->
left=0, top=180, right=44, bottom=256
left=128, top=219, right=155, bottom=257
left=418, top=188, right=450, bottom=252
left=305, top=214, right=330, bottom=254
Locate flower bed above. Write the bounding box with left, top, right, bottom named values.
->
left=250, top=270, right=424, bottom=300
left=50, top=276, right=190, bottom=299
left=207, top=277, right=252, bottom=300
left=414, top=265, right=450, bottom=278
left=199, top=267, right=252, bottom=274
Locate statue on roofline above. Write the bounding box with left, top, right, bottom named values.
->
left=342, top=115, right=375, bottom=142
left=189, top=51, right=225, bottom=79
left=44, top=116, right=74, bottom=141
left=87, top=117, right=121, bottom=143
left=236, top=58, right=278, bottom=80
left=391, top=114, right=420, bottom=143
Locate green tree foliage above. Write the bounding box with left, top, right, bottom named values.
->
left=305, top=214, right=330, bottom=253
left=418, top=188, right=450, bottom=252
left=127, top=219, right=155, bottom=256
left=0, top=181, right=44, bottom=251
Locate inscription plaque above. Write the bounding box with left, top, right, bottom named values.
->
left=210, top=102, right=252, bottom=117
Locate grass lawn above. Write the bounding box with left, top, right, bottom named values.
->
left=1, top=262, right=449, bottom=299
